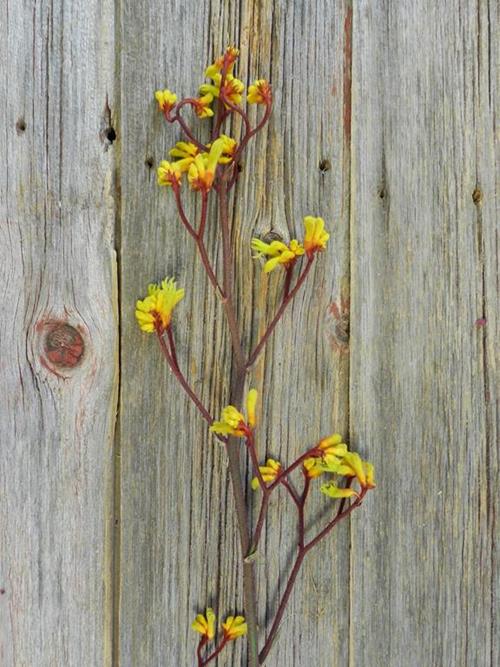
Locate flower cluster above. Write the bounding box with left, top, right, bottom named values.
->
left=192, top=608, right=247, bottom=641
left=301, top=433, right=376, bottom=498
left=153, top=46, right=272, bottom=197
left=251, top=431, right=375, bottom=498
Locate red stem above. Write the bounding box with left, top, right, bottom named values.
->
left=201, top=636, right=229, bottom=665
left=216, top=175, right=247, bottom=370
left=198, top=191, right=209, bottom=238
left=220, top=95, right=252, bottom=139
left=171, top=99, right=207, bottom=152
left=166, top=327, right=179, bottom=370
left=157, top=331, right=227, bottom=445
left=282, top=266, right=293, bottom=302
left=234, top=102, right=272, bottom=163
left=281, top=478, right=301, bottom=509
left=268, top=446, right=321, bottom=490
left=172, top=187, right=225, bottom=297
left=259, top=492, right=366, bottom=664
left=297, top=476, right=310, bottom=549
left=258, top=552, right=305, bottom=664
left=251, top=493, right=270, bottom=553
left=172, top=186, right=198, bottom=239
left=197, top=637, right=208, bottom=667
left=251, top=446, right=319, bottom=552
left=247, top=258, right=314, bottom=367
left=216, top=166, right=259, bottom=665
left=304, top=490, right=366, bottom=553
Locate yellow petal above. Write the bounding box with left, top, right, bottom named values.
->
left=320, top=483, right=358, bottom=499
left=246, top=389, right=258, bottom=427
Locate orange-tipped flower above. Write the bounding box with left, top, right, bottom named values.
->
left=247, top=79, right=272, bottom=105
left=191, top=608, right=216, bottom=640
left=303, top=216, right=329, bottom=257
left=187, top=138, right=225, bottom=192
left=210, top=389, right=258, bottom=438
left=193, top=93, right=214, bottom=119
left=222, top=615, right=247, bottom=640
left=168, top=142, right=201, bottom=173
left=251, top=458, right=281, bottom=490
left=135, top=278, right=185, bottom=334
left=251, top=238, right=304, bottom=273
left=157, top=161, right=182, bottom=187
left=154, top=89, right=177, bottom=114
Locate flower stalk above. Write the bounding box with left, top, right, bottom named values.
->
left=137, top=46, right=375, bottom=666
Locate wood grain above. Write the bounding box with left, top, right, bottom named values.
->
left=2, top=0, right=498, bottom=665
left=0, top=1, right=118, bottom=665
left=349, top=1, right=498, bottom=666
left=117, top=0, right=352, bottom=665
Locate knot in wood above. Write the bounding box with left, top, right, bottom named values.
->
left=44, top=323, right=84, bottom=368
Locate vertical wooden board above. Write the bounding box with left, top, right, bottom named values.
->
left=118, top=0, right=353, bottom=665
left=349, top=2, right=498, bottom=666
left=0, top=1, right=117, bottom=666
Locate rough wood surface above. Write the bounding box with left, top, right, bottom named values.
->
left=1, top=1, right=498, bottom=666
left=350, top=2, right=498, bottom=666
left=0, top=1, right=117, bottom=665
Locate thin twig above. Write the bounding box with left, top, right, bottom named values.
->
left=247, top=258, right=314, bottom=367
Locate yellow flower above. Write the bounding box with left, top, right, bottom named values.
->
left=157, top=161, right=182, bottom=187
left=205, top=135, right=237, bottom=165
left=187, top=138, right=226, bottom=192
left=210, top=389, right=258, bottom=437
left=223, top=45, right=240, bottom=70
left=303, top=457, right=325, bottom=479
left=320, top=483, right=359, bottom=499
left=303, top=216, right=330, bottom=256
left=251, top=458, right=281, bottom=490
left=218, top=134, right=238, bottom=164
left=191, top=608, right=216, bottom=640
left=154, top=89, right=177, bottom=113
left=335, top=452, right=376, bottom=489
left=247, top=79, right=272, bottom=105
left=168, top=142, right=201, bottom=173
left=251, top=238, right=304, bottom=273
left=246, top=388, right=258, bottom=428
left=135, top=278, right=185, bottom=333
left=222, top=615, right=247, bottom=640
left=204, top=46, right=239, bottom=79
left=193, top=93, right=214, bottom=118
left=318, top=434, right=348, bottom=462
left=200, top=66, right=245, bottom=107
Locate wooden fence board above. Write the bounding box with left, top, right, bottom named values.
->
left=350, top=2, right=498, bottom=666
left=2, top=1, right=498, bottom=665
left=0, top=1, right=117, bottom=665
left=117, top=1, right=353, bottom=665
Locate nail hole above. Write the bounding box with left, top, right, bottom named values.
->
left=105, top=127, right=116, bottom=143
left=378, top=187, right=386, bottom=199
left=262, top=231, right=283, bottom=244
left=16, top=118, right=26, bottom=135
left=319, top=159, right=331, bottom=173
left=472, top=188, right=482, bottom=205
left=145, top=156, right=154, bottom=169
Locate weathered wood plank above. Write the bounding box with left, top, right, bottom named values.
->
left=0, top=1, right=117, bottom=665
left=350, top=1, right=498, bottom=665
left=118, top=0, right=352, bottom=664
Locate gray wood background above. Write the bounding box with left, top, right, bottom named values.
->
left=1, top=1, right=498, bottom=666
